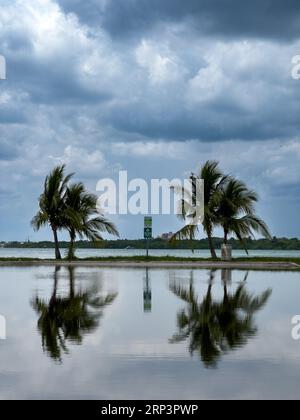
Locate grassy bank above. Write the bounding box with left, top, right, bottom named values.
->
left=0, top=255, right=299, bottom=265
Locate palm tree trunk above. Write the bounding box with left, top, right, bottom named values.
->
left=207, top=231, right=217, bottom=260
left=224, top=229, right=228, bottom=245
left=49, top=266, right=60, bottom=311
left=68, top=267, right=75, bottom=299
left=68, top=230, right=76, bottom=260
left=223, top=284, right=228, bottom=303
left=52, top=228, right=61, bottom=260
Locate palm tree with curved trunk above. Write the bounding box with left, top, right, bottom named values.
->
left=64, top=183, right=119, bottom=260
left=172, top=161, right=227, bottom=259
left=216, top=179, right=271, bottom=253
left=31, top=165, right=74, bottom=260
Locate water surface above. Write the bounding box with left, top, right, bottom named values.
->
left=0, top=248, right=299, bottom=259
left=0, top=266, right=299, bottom=399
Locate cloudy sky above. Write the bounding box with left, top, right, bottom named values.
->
left=0, top=0, right=300, bottom=241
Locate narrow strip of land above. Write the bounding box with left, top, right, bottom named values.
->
left=0, top=258, right=299, bottom=270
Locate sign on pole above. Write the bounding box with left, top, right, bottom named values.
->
left=144, top=217, right=152, bottom=257
left=144, top=217, right=152, bottom=239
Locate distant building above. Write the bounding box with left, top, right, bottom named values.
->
left=157, top=232, right=174, bottom=240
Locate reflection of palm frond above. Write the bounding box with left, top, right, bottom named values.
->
left=169, top=270, right=271, bottom=368
left=236, top=288, right=271, bottom=313
left=31, top=268, right=117, bottom=362
left=170, top=281, right=198, bottom=305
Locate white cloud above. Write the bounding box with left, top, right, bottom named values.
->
left=50, top=145, right=107, bottom=176
left=187, top=62, right=228, bottom=103
left=186, top=39, right=300, bottom=110
left=111, top=141, right=187, bottom=159
left=135, top=39, right=184, bottom=84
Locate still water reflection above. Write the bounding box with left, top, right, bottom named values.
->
left=169, top=270, right=271, bottom=367
left=31, top=267, right=117, bottom=362
left=0, top=266, right=300, bottom=399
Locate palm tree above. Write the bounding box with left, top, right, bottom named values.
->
left=172, top=161, right=227, bottom=259
left=31, top=165, right=73, bottom=260
left=64, top=183, right=119, bottom=260
left=216, top=179, right=271, bottom=253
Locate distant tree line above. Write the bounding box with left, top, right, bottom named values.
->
left=4, top=237, right=300, bottom=250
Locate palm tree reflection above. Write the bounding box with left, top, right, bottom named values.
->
left=143, top=268, right=152, bottom=313
left=31, top=266, right=117, bottom=362
left=170, top=269, right=271, bottom=368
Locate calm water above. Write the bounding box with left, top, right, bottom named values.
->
left=0, top=248, right=300, bottom=259
left=0, top=266, right=300, bottom=400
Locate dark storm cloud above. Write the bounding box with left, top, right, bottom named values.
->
left=2, top=53, right=112, bottom=106
left=58, top=0, right=300, bottom=41
left=106, top=82, right=300, bottom=142
left=1, top=0, right=298, bottom=144
left=14, top=62, right=111, bottom=105
left=57, top=0, right=105, bottom=27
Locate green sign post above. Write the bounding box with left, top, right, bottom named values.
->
left=144, top=217, right=152, bottom=257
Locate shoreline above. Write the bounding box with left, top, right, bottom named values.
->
left=0, top=259, right=299, bottom=270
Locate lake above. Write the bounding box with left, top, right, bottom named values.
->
left=0, top=248, right=300, bottom=259
left=0, top=266, right=300, bottom=399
